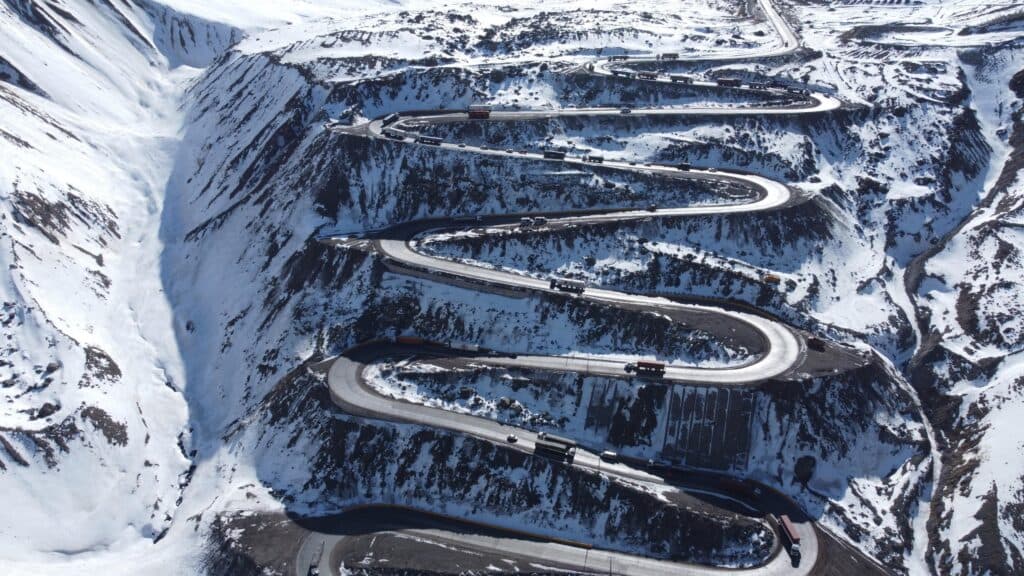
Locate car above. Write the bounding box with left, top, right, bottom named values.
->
left=620, top=108, right=632, bottom=114
left=506, top=434, right=518, bottom=444
left=537, top=431, right=548, bottom=440
left=628, top=161, right=637, bottom=166
left=506, top=148, right=514, bottom=153
left=458, top=143, right=466, bottom=148
left=600, top=450, right=618, bottom=462
left=646, top=204, right=657, bottom=212
left=707, top=167, right=717, bottom=173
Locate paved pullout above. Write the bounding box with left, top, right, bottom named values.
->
left=307, top=0, right=876, bottom=574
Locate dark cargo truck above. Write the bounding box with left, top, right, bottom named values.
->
left=625, top=360, right=666, bottom=376
left=468, top=104, right=491, bottom=119
left=534, top=439, right=576, bottom=463
left=416, top=135, right=443, bottom=146
left=778, top=515, right=802, bottom=564
left=549, top=278, right=586, bottom=294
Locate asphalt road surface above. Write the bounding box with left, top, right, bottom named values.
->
left=307, top=0, right=890, bottom=574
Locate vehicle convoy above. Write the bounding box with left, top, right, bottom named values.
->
left=625, top=360, right=666, bottom=376
left=549, top=277, right=586, bottom=294
left=778, top=514, right=802, bottom=564
left=468, top=104, right=491, bottom=119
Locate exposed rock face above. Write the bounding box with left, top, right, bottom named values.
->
left=3, top=0, right=1023, bottom=573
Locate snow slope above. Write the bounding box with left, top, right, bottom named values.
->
left=1, top=0, right=1022, bottom=574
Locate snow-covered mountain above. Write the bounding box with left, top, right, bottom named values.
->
left=1, top=0, right=1022, bottom=574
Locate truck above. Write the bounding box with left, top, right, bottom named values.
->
left=610, top=70, right=634, bottom=79
left=520, top=217, right=534, bottom=227
left=450, top=341, right=481, bottom=353
left=381, top=113, right=401, bottom=127
left=762, top=273, right=782, bottom=284
left=669, top=74, right=694, bottom=84
left=468, top=104, right=492, bottom=119
left=549, top=277, right=586, bottom=294
left=600, top=450, right=618, bottom=462
left=537, top=431, right=577, bottom=448
left=534, top=439, right=576, bottom=463
left=543, top=149, right=567, bottom=160
left=533, top=216, right=548, bottom=226
left=416, top=135, right=443, bottom=146
left=777, top=515, right=802, bottom=564
left=658, top=53, right=679, bottom=60
left=608, top=55, right=630, bottom=62
left=636, top=71, right=658, bottom=80
left=715, top=78, right=743, bottom=88
left=676, top=162, right=692, bottom=170
left=625, top=360, right=666, bottom=377
left=584, top=155, right=604, bottom=164
left=383, top=128, right=406, bottom=141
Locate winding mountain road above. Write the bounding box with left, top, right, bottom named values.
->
left=309, top=0, right=881, bottom=574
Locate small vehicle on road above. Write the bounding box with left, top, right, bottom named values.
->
left=505, top=148, right=514, bottom=153
left=600, top=450, right=618, bottom=462
left=506, top=434, right=518, bottom=444
left=458, top=143, right=466, bottom=148
left=647, top=204, right=657, bottom=212
left=620, top=107, right=632, bottom=114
